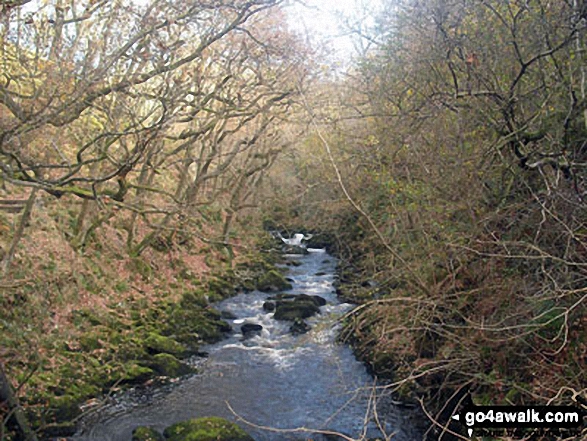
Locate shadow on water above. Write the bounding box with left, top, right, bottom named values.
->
left=72, top=249, right=421, bottom=441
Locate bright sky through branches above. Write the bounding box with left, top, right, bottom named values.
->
left=20, top=0, right=379, bottom=68
left=286, top=0, right=380, bottom=67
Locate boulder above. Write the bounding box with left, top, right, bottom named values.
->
left=256, top=270, right=293, bottom=292
left=297, top=294, right=327, bottom=306
left=241, top=323, right=263, bottom=338
left=149, top=353, right=195, bottom=377
left=163, top=417, right=254, bottom=441
left=273, top=299, right=320, bottom=321
left=132, top=426, right=165, bottom=441
left=262, top=301, right=275, bottom=312
left=144, top=333, right=186, bottom=357
left=121, top=364, right=155, bottom=385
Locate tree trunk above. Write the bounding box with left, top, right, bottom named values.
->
left=0, top=365, right=38, bottom=441
left=1, top=188, right=37, bottom=278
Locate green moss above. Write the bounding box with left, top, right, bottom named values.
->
left=256, top=270, right=293, bottom=292
left=121, top=364, right=154, bottom=385
left=163, top=417, right=254, bottom=441
left=144, top=333, right=187, bottom=357
left=273, top=300, right=320, bottom=321
left=149, top=353, right=195, bottom=377
left=71, top=308, right=102, bottom=327
left=164, top=302, right=231, bottom=346
left=208, top=277, right=235, bottom=298
left=132, top=427, right=165, bottom=441
left=79, top=334, right=102, bottom=351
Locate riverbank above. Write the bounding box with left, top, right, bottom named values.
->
left=71, top=244, right=422, bottom=441
left=295, top=221, right=587, bottom=441
left=0, top=205, right=294, bottom=440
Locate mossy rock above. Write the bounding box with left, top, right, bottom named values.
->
left=163, top=417, right=254, bottom=441
left=133, top=426, right=165, bottom=441
left=165, top=307, right=231, bottom=345
left=256, top=270, right=293, bottom=292
left=121, top=364, right=155, bottom=385
left=180, top=291, right=209, bottom=309
left=149, top=353, right=195, bottom=377
left=208, top=277, right=236, bottom=298
left=144, top=333, right=187, bottom=357
left=273, top=300, right=320, bottom=321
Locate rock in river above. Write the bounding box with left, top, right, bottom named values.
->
left=256, top=269, right=293, bottom=292
left=163, top=417, right=254, bottom=441
left=273, top=298, right=321, bottom=321
left=132, top=426, right=165, bottom=441
left=241, top=323, right=263, bottom=338
left=262, top=301, right=275, bottom=312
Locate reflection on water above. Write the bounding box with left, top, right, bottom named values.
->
left=72, top=249, right=418, bottom=441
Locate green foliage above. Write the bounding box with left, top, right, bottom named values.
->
left=163, top=417, right=254, bottom=441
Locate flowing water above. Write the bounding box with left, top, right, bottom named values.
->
left=72, top=249, right=419, bottom=441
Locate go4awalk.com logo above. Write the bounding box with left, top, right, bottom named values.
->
left=451, top=404, right=586, bottom=438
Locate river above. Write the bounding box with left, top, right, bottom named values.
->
left=72, top=248, right=419, bottom=441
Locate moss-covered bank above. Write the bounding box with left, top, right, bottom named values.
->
left=2, top=231, right=290, bottom=440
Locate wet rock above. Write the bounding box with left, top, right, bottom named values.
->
left=241, top=323, right=263, bottom=338
left=273, top=299, right=320, bottom=321
left=290, top=318, right=311, bottom=335
left=132, top=426, right=165, bottom=441
left=286, top=260, right=303, bottom=267
left=163, top=417, right=254, bottom=441
left=256, top=270, right=293, bottom=292
left=262, top=301, right=275, bottom=312
left=297, top=293, right=327, bottom=306
left=314, top=271, right=327, bottom=276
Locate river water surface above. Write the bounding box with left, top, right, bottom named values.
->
left=72, top=249, right=418, bottom=441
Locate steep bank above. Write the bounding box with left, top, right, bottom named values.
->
left=0, top=201, right=291, bottom=439
left=264, top=210, right=586, bottom=441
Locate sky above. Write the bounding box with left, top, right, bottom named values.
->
left=19, top=0, right=381, bottom=66
left=285, top=0, right=381, bottom=65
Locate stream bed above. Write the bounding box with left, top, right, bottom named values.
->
left=72, top=249, right=420, bottom=441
